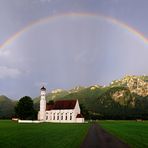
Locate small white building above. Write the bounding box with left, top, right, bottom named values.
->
left=38, top=86, right=84, bottom=123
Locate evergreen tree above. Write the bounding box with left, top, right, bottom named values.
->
left=15, top=96, right=36, bottom=120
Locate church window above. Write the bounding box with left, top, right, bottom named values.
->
left=65, top=113, right=67, bottom=120
left=70, top=113, right=72, bottom=120
left=57, top=113, right=59, bottom=120
left=61, top=113, right=63, bottom=120
left=53, top=113, right=55, bottom=120
left=46, top=116, right=48, bottom=120
left=50, top=113, right=52, bottom=120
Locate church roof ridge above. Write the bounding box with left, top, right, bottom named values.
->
left=46, top=99, right=77, bottom=110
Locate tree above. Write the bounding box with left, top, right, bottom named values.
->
left=15, top=96, right=36, bottom=120
left=80, top=104, right=90, bottom=119
left=48, top=100, right=54, bottom=105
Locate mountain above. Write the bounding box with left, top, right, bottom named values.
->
left=34, top=86, right=103, bottom=104
left=110, top=75, right=148, bottom=97
left=34, top=89, right=69, bottom=103
left=0, top=75, right=147, bottom=119
left=0, top=95, right=16, bottom=119
left=34, top=86, right=86, bottom=104
left=34, top=75, right=148, bottom=119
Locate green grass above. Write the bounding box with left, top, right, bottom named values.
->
left=0, top=120, right=90, bottom=148
left=99, top=120, right=148, bottom=148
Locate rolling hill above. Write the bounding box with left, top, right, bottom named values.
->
left=0, top=95, right=16, bottom=119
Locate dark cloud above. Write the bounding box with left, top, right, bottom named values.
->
left=0, top=0, right=147, bottom=98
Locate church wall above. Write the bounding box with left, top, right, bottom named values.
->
left=76, top=118, right=85, bottom=123
left=38, top=111, right=46, bottom=121
left=73, top=100, right=81, bottom=120
left=43, top=100, right=84, bottom=123
left=45, top=109, right=76, bottom=123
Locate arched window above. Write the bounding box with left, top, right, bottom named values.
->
left=65, top=113, right=68, bottom=120
left=46, top=112, right=48, bottom=120
left=61, top=113, right=63, bottom=120
left=57, top=113, right=59, bottom=120
left=53, top=113, right=55, bottom=120
left=70, top=113, right=72, bottom=120
left=50, top=112, right=52, bottom=120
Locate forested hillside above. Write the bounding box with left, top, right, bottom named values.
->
left=0, top=96, right=16, bottom=119
left=0, top=75, right=148, bottom=119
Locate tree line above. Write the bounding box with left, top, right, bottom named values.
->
left=1, top=94, right=148, bottom=120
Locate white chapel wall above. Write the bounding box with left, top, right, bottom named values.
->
left=45, top=109, right=76, bottom=123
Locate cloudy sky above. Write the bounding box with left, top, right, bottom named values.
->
left=0, top=0, right=148, bottom=99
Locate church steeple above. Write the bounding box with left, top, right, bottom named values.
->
left=39, top=86, right=46, bottom=121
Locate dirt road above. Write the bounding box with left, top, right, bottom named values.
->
left=81, top=123, right=130, bottom=148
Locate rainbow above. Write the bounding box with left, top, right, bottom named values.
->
left=0, top=13, right=147, bottom=49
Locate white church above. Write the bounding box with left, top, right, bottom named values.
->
left=38, top=86, right=84, bottom=123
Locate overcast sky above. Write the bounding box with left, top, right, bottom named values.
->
left=0, top=0, right=148, bottom=99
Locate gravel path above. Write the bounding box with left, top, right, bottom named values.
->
left=80, top=123, right=130, bottom=148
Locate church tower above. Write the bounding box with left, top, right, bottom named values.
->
left=39, top=86, right=46, bottom=121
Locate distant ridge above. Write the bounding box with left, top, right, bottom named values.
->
left=34, top=75, right=148, bottom=103
left=0, top=75, right=148, bottom=119
left=0, top=95, right=16, bottom=118
left=33, top=75, right=148, bottom=119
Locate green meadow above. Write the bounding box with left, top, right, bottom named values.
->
left=0, top=120, right=90, bottom=148
left=1, top=120, right=148, bottom=148
left=99, top=120, right=148, bottom=148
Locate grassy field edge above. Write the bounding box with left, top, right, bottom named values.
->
left=99, top=120, right=148, bottom=148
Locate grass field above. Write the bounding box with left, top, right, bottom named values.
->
left=99, top=120, right=148, bottom=148
left=0, top=120, right=90, bottom=148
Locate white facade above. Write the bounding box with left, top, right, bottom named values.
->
left=38, top=87, right=84, bottom=123
left=45, top=100, right=84, bottom=123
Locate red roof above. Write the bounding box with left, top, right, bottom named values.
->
left=46, top=100, right=77, bottom=110
left=76, top=114, right=83, bottom=118
left=46, top=104, right=54, bottom=110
